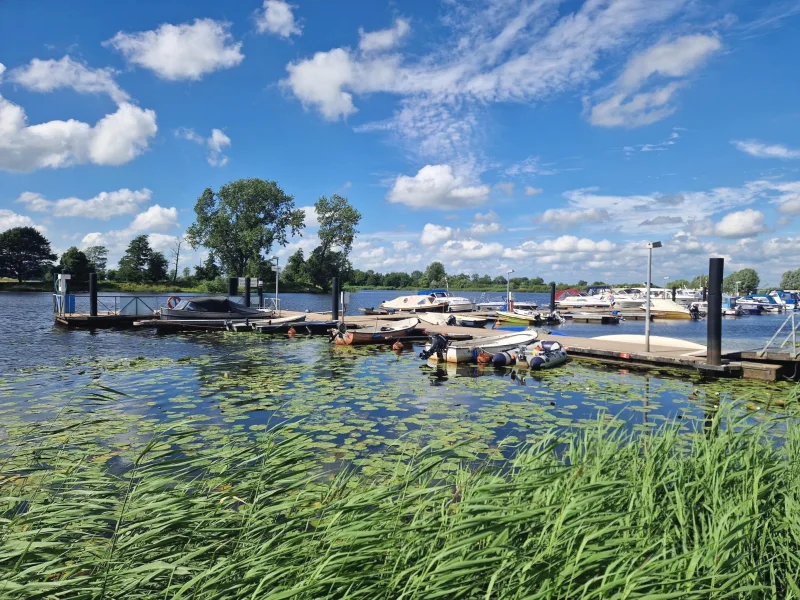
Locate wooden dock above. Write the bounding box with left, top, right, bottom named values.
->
left=55, top=312, right=148, bottom=327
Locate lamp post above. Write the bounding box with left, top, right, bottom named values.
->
left=271, top=255, right=280, bottom=313
left=735, top=280, right=741, bottom=298
left=645, top=241, right=662, bottom=352
left=507, top=269, right=515, bottom=309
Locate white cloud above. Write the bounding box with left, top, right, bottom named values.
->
left=505, top=157, right=557, bottom=178
left=473, top=210, right=499, bottom=223
left=17, top=188, right=151, bottom=219
left=256, top=0, right=301, bottom=38
left=524, top=186, right=543, bottom=196
left=440, top=238, right=504, bottom=260
left=503, top=236, right=617, bottom=260
left=0, top=95, right=157, bottom=172
left=176, top=127, right=231, bottom=166
left=419, top=223, right=453, bottom=245
left=692, top=209, right=767, bottom=238
left=106, top=18, right=244, bottom=81
left=468, top=222, right=504, bottom=236
left=625, top=130, right=680, bottom=155
left=494, top=182, right=515, bottom=196
left=540, top=207, right=610, bottom=228
left=129, top=205, right=179, bottom=232
left=299, top=205, right=319, bottom=227
left=0, top=209, right=39, bottom=233
left=0, top=63, right=5, bottom=81
left=285, top=0, right=687, bottom=165
left=732, top=140, right=800, bottom=159
left=392, top=240, right=411, bottom=251
left=387, top=164, right=490, bottom=209
left=589, top=35, right=722, bottom=127
left=359, top=18, right=410, bottom=53
left=10, top=56, right=129, bottom=103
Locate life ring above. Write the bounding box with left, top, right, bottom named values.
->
left=166, top=296, right=181, bottom=309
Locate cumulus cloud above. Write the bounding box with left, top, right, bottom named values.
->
left=0, top=95, right=157, bottom=172
left=474, top=210, right=500, bottom=223
left=539, top=207, right=610, bottom=228
left=0, top=209, right=39, bottom=233
left=299, top=205, right=319, bottom=227
left=712, top=209, right=767, bottom=238
left=256, top=0, right=301, bottom=38
left=10, top=56, right=129, bottom=103
left=468, top=222, right=504, bottom=236
left=524, top=186, right=543, bottom=196
left=440, top=239, right=504, bottom=260
left=419, top=223, right=453, bottom=245
left=359, top=18, right=410, bottom=53
left=387, top=165, right=490, bottom=209
left=589, top=35, right=722, bottom=127
left=129, top=205, right=179, bottom=232
left=17, top=188, right=151, bottom=219
left=503, top=235, right=617, bottom=260
left=494, top=182, right=515, bottom=196
left=732, top=140, right=800, bottom=159
left=106, top=19, right=244, bottom=81
left=176, top=127, right=231, bottom=166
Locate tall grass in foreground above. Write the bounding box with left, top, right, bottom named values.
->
left=3, top=414, right=800, bottom=599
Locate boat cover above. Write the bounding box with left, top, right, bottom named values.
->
left=172, top=296, right=263, bottom=315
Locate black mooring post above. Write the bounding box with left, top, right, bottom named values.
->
left=332, top=277, right=340, bottom=320
left=257, top=281, right=264, bottom=309
left=549, top=282, right=556, bottom=312
left=702, top=287, right=707, bottom=302
left=707, top=258, right=723, bottom=366
left=671, top=287, right=676, bottom=302
left=228, top=277, right=238, bottom=297
left=244, top=277, right=251, bottom=307
left=89, top=273, right=98, bottom=316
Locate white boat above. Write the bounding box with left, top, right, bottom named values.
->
left=423, top=331, right=539, bottom=363
left=380, top=292, right=449, bottom=312
left=611, top=288, right=648, bottom=309
left=426, top=289, right=476, bottom=312
left=642, top=298, right=692, bottom=319
left=475, top=292, right=537, bottom=311
left=555, top=289, right=613, bottom=310
left=417, top=313, right=490, bottom=328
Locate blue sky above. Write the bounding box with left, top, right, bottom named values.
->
left=1, top=0, right=799, bottom=284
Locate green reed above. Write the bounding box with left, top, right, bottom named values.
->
left=2, top=409, right=800, bottom=599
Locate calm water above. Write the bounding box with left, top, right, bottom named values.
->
left=1, top=291, right=795, bottom=468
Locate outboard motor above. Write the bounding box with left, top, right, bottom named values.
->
left=689, top=304, right=700, bottom=320
left=446, top=314, right=457, bottom=326
left=420, top=333, right=449, bottom=360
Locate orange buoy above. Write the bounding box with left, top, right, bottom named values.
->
left=476, top=350, right=493, bottom=364
left=287, top=327, right=296, bottom=336
left=392, top=340, right=404, bottom=351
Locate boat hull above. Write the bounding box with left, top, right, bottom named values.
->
left=425, top=332, right=539, bottom=363
left=334, top=317, right=420, bottom=345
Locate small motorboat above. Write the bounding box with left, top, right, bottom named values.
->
left=495, top=309, right=545, bottom=325
left=380, top=292, right=449, bottom=313
left=359, top=307, right=392, bottom=316
left=332, top=317, right=420, bottom=345
left=491, top=340, right=569, bottom=370
left=556, top=289, right=613, bottom=310
left=643, top=298, right=692, bottom=320
left=417, top=313, right=490, bottom=328
left=226, top=315, right=306, bottom=332
left=160, top=296, right=265, bottom=320
left=420, top=330, right=539, bottom=363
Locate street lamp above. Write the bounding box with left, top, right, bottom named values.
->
left=507, top=269, right=515, bottom=309
left=645, top=241, right=662, bottom=352
left=735, top=280, right=741, bottom=298
left=271, top=255, right=280, bottom=313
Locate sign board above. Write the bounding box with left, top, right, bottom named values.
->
left=271, top=266, right=281, bottom=272
left=257, top=279, right=263, bottom=286
left=238, top=277, right=246, bottom=287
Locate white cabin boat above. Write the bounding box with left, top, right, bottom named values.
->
left=555, top=289, right=613, bottom=310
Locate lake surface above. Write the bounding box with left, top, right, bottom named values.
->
left=1, top=291, right=796, bottom=471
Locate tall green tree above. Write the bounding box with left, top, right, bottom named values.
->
left=781, top=269, right=800, bottom=290
left=117, top=235, right=152, bottom=283
left=306, top=195, right=362, bottom=291
left=58, top=247, right=91, bottom=283
left=84, top=246, right=108, bottom=278
left=186, top=178, right=305, bottom=277
left=723, top=268, right=760, bottom=294
left=194, top=255, right=221, bottom=281
left=147, top=251, right=169, bottom=282
left=667, top=279, right=690, bottom=289
left=282, top=249, right=309, bottom=285
left=424, top=262, right=447, bottom=287
left=0, top=227, right=56, bottom=282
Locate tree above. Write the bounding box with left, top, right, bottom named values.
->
left=194, top=255, right=221, bottom=281
left=186, top=178, right=305, bottom=277
left=492, top=276, right=507, bottom=286
left=282, top=249, right=309, bottom=285
left=0, top=227, right=56, bottom=282
left=147, top=251, right=169, bottom=282
left=667, top=279, right=690, bottom=290
left=170, top=238, right=182, bottom=282
left=424, top=262, right=447, bottom=287
left=723, top=268, right=760, bottom=295
left=58, top=247, right=91, bottom=283
left=84, top=246, right=108, bottom=278
left=306, top=195, right=362, bottom=291
left=117, top=235, right=152, bottom=283
left=689, top=274, right=708, bottom=289
left=781, top=269, right=800, bottom=290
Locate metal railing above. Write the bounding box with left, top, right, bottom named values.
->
left=758, top=311, right=799, bottom=358
left=53, top=294, right=166, bottom=317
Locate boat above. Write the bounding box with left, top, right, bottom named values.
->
left=423, top=289, right=476, bottom=312
left=359, top=307, right=392, bottom=315
left=769, top=290, right=800, bottom=311
left=610, top=288, right=648, bottom=309
left=735, top=299, right=763, bottom=315
left=332, top=317, right=420, bottom=345
left=495, top=309, right=547, bottom=325
left=642, top=298, right=692, bottom=320
left=380, top=292, right=449, bottom=312
left=420, top=330, right=539, bottom=363
left=739, top=294, right=783, bottom=313
left=490, top=340, right=569, bottom=370
left=555, top=289, right=613, bottom=310
left=257, top=320, right=341, bottom=335
left=417, top=313, right=490, bottom=328
left=690, top=296, right=740, bottom=318
left=226, top=315, right=306, bottom=331
left=475, top=292, right=537, bottom=311
left=159, top=296, right=267, bottom=320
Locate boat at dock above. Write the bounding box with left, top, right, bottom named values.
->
left=332, top=317, right=420, bottom=345
left=380, top=292, right=449, bottom=313
left=226, top=315, right=306, bottom=331
left=556, top=289, right=613, bottom=310
left=739, top=294, right=783, bottom=313
left=495, top=309, right=546, bottom=325
left=417, top=313, right=490, bottom=328
left=256, top=320, right=340, bottom=335
left=475, top=292, right=537, bottom=311
left=642, top=298, right=692, bottom=320
left=159, top=296, right=266, bottom=320
left=421, top=330, right=539, bottom=363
